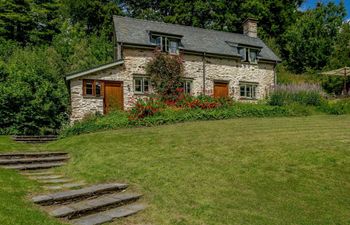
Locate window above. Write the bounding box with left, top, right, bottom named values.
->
left=134, top=77, right=150, bottom=94
left=181, top=80, right=192, bottom=94
left=83, top=80, right=104, bottom=97
left=240, top=82, right=258, bottom=99
left=151, top=34, right=180, bottom=54
left=238, top=47, right=258, bottom=64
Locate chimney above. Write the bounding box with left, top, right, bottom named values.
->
left=243, top=18, right=258, bottom=38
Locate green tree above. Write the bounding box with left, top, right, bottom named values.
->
left=282, top=1, right=346, bottom=73
left=61, top=0, right=123, bottom=33
left=0, top=46, right=69, bottom=135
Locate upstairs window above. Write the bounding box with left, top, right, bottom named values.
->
left=239, top=47, right=258, bottom=64
left=83, top=79, right=104, bottom=97
left=239, top=82, right=258, bottom=99
left=134, top=77, right=150, bottom=94
left=151, top=34, right=180, bottom=54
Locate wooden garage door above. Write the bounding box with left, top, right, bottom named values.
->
left=214, top=82, right=229, bottom=98
left=104, top=82, right=123, bottom=114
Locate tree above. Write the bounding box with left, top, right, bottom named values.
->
left=0, top=46, right=69, bottom=135
left=61, top=0, right=123, bottom=33
left=282, top=1, right=346, bottom=73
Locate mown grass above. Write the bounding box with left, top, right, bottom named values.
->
left=1, top=115, right=350, bottom=225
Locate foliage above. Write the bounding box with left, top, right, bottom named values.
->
left=146, top=52, right=184, bottom=100
left=0, top=46, right=69, bottom=135
left=269, top=84, right=326, bottom=106
left=282, top=2, right=346, bottom=73
left=327, top=22, right=350, bottom=69
left=318, top=98, right=350, bottom=115
left=61, top=0, right=123, bottom=34
left=129, top=97, right=164, bottom=119
left=60, top=102, right=313, bottom=137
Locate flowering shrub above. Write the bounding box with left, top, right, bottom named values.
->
left=128, top=97, right=164, bottom=120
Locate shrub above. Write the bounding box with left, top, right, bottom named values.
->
left=318, top=98, right=350, bottom=115
left=145, top=52, right=184, bottom=100
left=129, top=97, right=164, bottom=120
left=269, top=83, right=325, bottom=106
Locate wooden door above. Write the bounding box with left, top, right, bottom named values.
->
left=104, top=82, right=123, bottom=114
left=214, top=82, right=229, bottom=98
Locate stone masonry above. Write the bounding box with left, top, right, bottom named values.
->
left=69, top=48, right=275, bottom=122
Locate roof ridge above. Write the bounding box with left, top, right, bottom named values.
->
left=113, top=15, right=260, bottom=41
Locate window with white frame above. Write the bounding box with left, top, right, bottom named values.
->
left=150, top=34, right=180, bottom=54
left=238, top=47, right=258, bottom=64
left=240, top=82, right=258, bottom=99
left=133, top=77, right=150, bottom=94
left=181, top=80, right=192, bottom=94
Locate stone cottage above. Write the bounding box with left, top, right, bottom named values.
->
left=66, top=16, right=281, bottom=122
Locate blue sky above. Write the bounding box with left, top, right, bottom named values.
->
left=300, top=0, right=350, bottom=20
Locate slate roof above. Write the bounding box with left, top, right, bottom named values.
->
left=113, top=16, right=281, bottom=62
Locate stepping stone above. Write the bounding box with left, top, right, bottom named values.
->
left=0, top=152, right=67, bottom=159
left=38, top=178, right=72, bottom=184
left=31, top=175, right=64, bottom=180
left=0, top=156, right=69, bottom=165
left=22, top=171, right=56, bottom=176
left=45, top=182, right=85, bottom=190
left=71, top=203, right=146, bottom=225
left=2, top=162, right=66, bottom=170
left=50, top=192, right=142, bottom=218
left=32, top=183, right=128, bottom=205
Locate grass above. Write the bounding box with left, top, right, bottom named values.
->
left=1, top=115, right=350, bottom=224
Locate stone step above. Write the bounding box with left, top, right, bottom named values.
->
left=44, top=182, right=86, bottom=190
left=31, top=175, right=64, bottom=180
left=32, top=183, right=128, bottom=206
left=22, top=171, right=56, bottom=176
left=38, top=178, right=72, bottom=184
left=0, top=152, right=67, bottom=159
left=2, top=162, right=66, bottom=170
left=0, top=156, right=69, bottom=165
left=50, top=192, right=142, bottom=219
left=71, top=203, right=146, bottom=225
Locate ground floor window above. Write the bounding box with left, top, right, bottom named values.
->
left=134, top=77, right=150, bottom=94
left=181, top=80, right=192, bottom=94
left=83, top=79, right=104, bottom=97
left=239, top=82, right=258, bottom=99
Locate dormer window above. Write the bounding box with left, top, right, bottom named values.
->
left=238, top=47, right=258, bottom=64
left=150, top=34, right=180, bottom=54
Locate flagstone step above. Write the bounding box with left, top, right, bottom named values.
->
left=38, top=178, right=72, bottom=184
left=44, top=182, right=86, bottom=190
left=71, top=203, right=146, bottom=225
left=2, top=162, right=66, bottom=170
left=31, top=175, right=64, bottom=180
left=22, top=171, right=56, bottom=176
left=50, top=192, right=142, bottom=219
left=32, top=183, right=128, bottom=205
left=0, top=156, right=69, bottom=165
left=0, top=152, right=67, bottom=159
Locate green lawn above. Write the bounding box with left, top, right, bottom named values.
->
left=1, top=115, right=350, bottom=225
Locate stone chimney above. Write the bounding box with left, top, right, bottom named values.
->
left=243, top=18, right=258, bottom=38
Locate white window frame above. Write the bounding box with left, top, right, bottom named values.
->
left=239, top=82, right=258, bottom=99
left=151, top=34, right=180, bottom=54
left=133, top=77, right=150, bottom=94
left=182, top=80, right=192, bottom=94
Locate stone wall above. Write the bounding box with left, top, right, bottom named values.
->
left=69, top=48, right=275, bottom=122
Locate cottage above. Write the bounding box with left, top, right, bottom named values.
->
left=66, top=16, right=281, bottom=122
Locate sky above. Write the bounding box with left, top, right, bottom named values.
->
left=300, top=0, right=350, bottom=20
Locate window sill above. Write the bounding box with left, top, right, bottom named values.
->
left=239, top=97, right=257, bottom=100
left=83, top=95, right=104, bottom=99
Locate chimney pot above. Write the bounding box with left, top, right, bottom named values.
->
left=243, top=18, right=258, bottom=38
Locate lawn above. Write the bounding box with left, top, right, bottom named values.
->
left=1, top=115, right=350, bottom=225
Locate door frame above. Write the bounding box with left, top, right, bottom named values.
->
left=103, top=81, right=124, bottom=114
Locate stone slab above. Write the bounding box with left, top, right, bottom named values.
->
left=39, top=178, right=72, bottom=184
left=2, top=162, right=65, bottom=170
left=72, top=203, right=146, bottom=225
left=31, top=175, right=64, bottom=180
left=50, top=192, right=141, bottom=218
left=0, top=152, right=67, bottom=158
left=0, top=156, right=69, bottom=165
left=32, top=183, right=128, bottom=205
